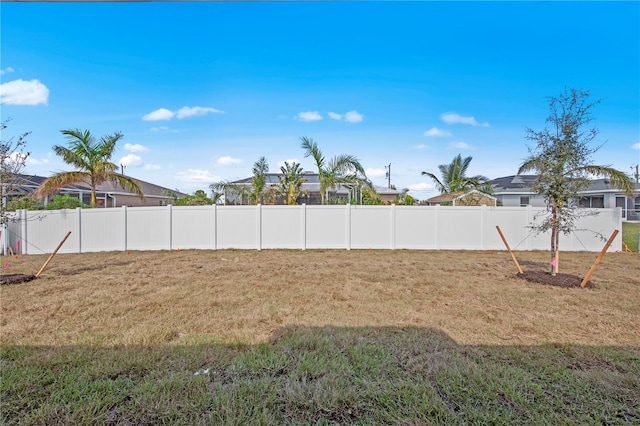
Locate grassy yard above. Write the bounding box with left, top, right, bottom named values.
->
left=623, top=221, right=640, bottom=252
left=1, top=249, right=639, bottom=424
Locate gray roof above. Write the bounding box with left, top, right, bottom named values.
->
left=10, top=174, right=186, bottom=198
left=490, top=175, right=640, bottom=194
left=230, top=173, right=403, bottom=196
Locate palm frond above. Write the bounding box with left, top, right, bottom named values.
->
left=34, top=172, right=89, bottom=199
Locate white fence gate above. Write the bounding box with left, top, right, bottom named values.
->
left=5, top=205, right=622, bottom=255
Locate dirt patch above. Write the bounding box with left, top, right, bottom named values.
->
left=1, top=250, right=638, bottom=347
left=519, top=271, right=595, bottom=288
left=1, top=274, right=36, bottom=286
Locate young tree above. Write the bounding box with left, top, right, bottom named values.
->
left=0, top=119, right=31, bottom=225
left=211, top=156, right=273, bottom=205
left=421, top=154, right=489, bottom=194
left=175, top=189, right=215, bottom=206
left=518, top=88, right=634, bottom=275
left=35, top=129, right=144, bottom=208
left=300, top=136, right=367, bottom=205
left=277, top=161, right=306, bottom=205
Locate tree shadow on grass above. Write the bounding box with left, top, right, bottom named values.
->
left=2, top=326, right=639, bottom=425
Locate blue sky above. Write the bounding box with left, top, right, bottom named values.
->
left=1, top=2, right=639, bottom=199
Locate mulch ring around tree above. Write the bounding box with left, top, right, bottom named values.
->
left=1, top=274, right=36, bottom=286
left=519, top=270, right=595, bottom=289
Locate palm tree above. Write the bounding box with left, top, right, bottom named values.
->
left=35, top=129, right=143, bottom=208
left=249, top=156, right=270, bottom=204
left=300, top=136, right=367, bottom=205
left=277, top=161, right=306, bottom=205
left=421, top=154, right=489, bottom=194
left=210, top=156, right=272, bottom=205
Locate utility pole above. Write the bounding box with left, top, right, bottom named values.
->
left=120, top=164, right=126, bottom=175
left=385, top=163, right=391, bottom=188
left=632, top=164, right=639, bottom=183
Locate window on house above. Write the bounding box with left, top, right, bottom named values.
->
left=579, top=196, right=604, bottom=208
left=519, top=196, right=529, bottom=207
left=159, top=200, right=167, bottom=206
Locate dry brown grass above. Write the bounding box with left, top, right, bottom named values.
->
left=1, top=249, right=638, bottom=347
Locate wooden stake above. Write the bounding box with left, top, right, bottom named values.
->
left=580, top=229, right=619, bottom=288
left=35, top=231, right=72, bottom=279
left=496, top=226, right=524, bottom=275
left=8, top=246, right=14, bottom=256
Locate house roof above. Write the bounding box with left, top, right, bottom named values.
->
left=426, top=189, right=497, bottom=204
left=10, top=174, right=186, bottom=198
left=490, top=175, right=640, bottom=194
left=229, top=173, right=403, bottom=196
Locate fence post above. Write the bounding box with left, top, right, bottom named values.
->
left=346, top=204, right=351, bottom=250
left=480, top=205, right=485, bottom=250
left=526, top=205, right=533, bottom=251
left=123, top=206, right=128, bottom=252
left=390, top=204, right=396, bottom=250
left=301, top=204, right=306, bottom=250
left=212, top=204, right=217, bottom=250
left=76, top=207, right=82, bottom=254
left=20, top=209, right=27, bottom=255
left=168, top=204, right=173, bottom=250
left=434, top=205, right=440, bottom=250
left=257, top=204, right=262, bottom=251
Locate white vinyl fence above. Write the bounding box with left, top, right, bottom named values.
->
left=4, top=205, right=622, bottom=255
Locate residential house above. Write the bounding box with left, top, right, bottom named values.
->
left=3, top=174, right=186, bottom=208
left=224, top=172, right=403, bottom=205
left=489, top=175, right=640, bottom=221
left=425, top=189, right=497, bottom=206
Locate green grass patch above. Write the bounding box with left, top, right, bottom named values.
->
left=2, top=326, right=639, bottom=425
left=622, top=221, right=640, bottom=252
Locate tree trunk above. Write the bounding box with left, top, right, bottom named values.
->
left=550, top=209, right=558, bottom=276
left=90, top=186, right=97, bottom=208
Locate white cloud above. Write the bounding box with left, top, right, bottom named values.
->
left=124, top=143, right=148, bottom=153
left=119, top=154, right=143, bottom=167
left=344, top=110, right=364, bottom=123
left=0, top=79, right=49, bottom=105
left=424, top=127, right=451, bottom=137
left=328, top=112, right=342, bottom=121
left=174, top=169, right=221, bottom=184
left=176, top=106, right=223, bottom=119
left=144, top=164, right=161, bottom=170
left=440, top=112, right=489, bottom=127
left=414, top=144, right=429, bottom=150
left=366, top=168, right=386, bottom=178
left=407, top=182, right=434, bottom=192
left=151, top=126, right=170, bottom=132
left=216, top=156, right=243, bottom=166
left=0, top=67, right=15, bottom=75
left=449, top=141, right=473, bottom=150
left=144, top=106, right=223, bottom=121
left=297, top=111, right=323, bottom=122
left=26, top=156, right=48, bottom=165
left=143, top=108, right=174, bottom=121
left=632, top=142, right=640, bottom=150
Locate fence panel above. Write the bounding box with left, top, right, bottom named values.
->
left=395, top=207, right=438, bottom=249
left=261, top=206, right=303, bottom=249
left=305, top=206, right=348, bottom=249
left=126, top=207, right=170, bottom=250
left=80, top=208, right=125, bottom=252
left=10, top=205, right=623, bottom=254
left=437, top=207, right=485, bottom=250
left=172, top=206, right=216, bottom=250
left=350, top=206, right=392, bottom=249
left=21, top=209, right=80, bottom=254
left=216, top=206, right=259, bottom=249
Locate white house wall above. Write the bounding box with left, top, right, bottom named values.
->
left=8, top=204, right=623, bottom=255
